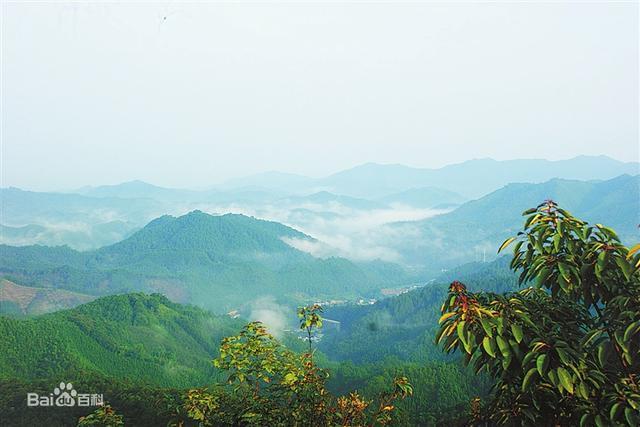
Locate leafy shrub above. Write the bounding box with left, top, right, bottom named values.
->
left=173, top=306, right=413, bottom=426
left=77, top=405, right=124, bottom=426
left=437, top=201, right=640, bottom=425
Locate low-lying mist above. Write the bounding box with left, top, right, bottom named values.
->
left=193, top=202, right=450, bottom=263
left=0, top=194, right=452, bottom=265
left=246, top=296, right=293, bottom=338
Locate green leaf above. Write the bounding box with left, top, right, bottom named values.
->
left=536, top=354, right=549, bottom=377
left=283, top=372, right=297, bottom=385
left=624, top=321, right=639, bottom=342
left=457, top=321, right=467, bottom=345
left=558, top=262, right=572, bottom=281
left=522, top=350, right=537, bottom=366
left=496, top=317, right=504, bottom=335
left=578, top=381, right=589, bottom=400
left=480, top=317, right=493, bottom=337
left=462, top=336, right=473, bottom=354
left=435, top=325, right=447, bottom=345
left=625, top=407, right=636, bottom=425
left=501, top=353, right=512, bottom=369
left=498, top=237, right=516, bottom=253
left=556, top=347, right=570, bottom=364
left=496, top=336, right=510, bottom=358
left=598, top=225, right=620, bottom=241
left=553, top=233, right=561, bottom=252
left=557, top=367, right=574, bottom=394
left=536, top=267, right=551, bottom=288
left=627, top=243, right=640, bottom=258
left=597, top=251, right=608, bottom=271
left=511, top=323, right=523, bottom=344
left=610, top=402, right=622, bottom=421
left=583, top=329, right=603, bottom=348
left=482, top=336, right=497, bottom=358
left=597, top=342, right=609, bottom=366
left=525, top=213, right=541, bottom=228
left=615, top=256, right=633, bottom=280
left=513, top=240, right=524, bottom=255
left=521, top=368, right=537, bottom=392
left=557, top=274, right=570, bottom=292
left=438, top=312, right=456, bottom=324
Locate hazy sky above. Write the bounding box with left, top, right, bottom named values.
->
left=2, top=1, right=638, bottom=190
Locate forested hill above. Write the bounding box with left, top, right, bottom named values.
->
left=319, top=256, right=518, bottom=364
left=390, top=174, right=640, bottom=272
left=0, top=292, right=487, bottom=426
left=96, top=210, right=311, bottom=265
left=433, top=174, right=639, bottom=238
left=0, top=293, right=244, bottom=387
left=0, top=211, right=411, bottom=312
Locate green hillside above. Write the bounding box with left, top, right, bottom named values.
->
left=319, top=256, right=518, bottom=364
left=0, top=211, right=412, bottom=312
left=97, top=210, right=309, bottom=266
left=0, top=293, right=244, bottom=387
left=0, top=279, right=94, bottom=317
left=0, top=292, right=486, bottom=426
left=391, top=174, right=639, bottom=272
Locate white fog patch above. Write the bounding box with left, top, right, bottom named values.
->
left=278, top=205, right=450, bottom=263
left=281, top=237, right=333, bottom=257
left=129, top=200, right=452, bottom=264
left=1, top=195, right=451, bottom=260
left=36, top=221, right=93, bottom=233
left=247, top=296, right=292, bottom=338
left=282, top=233, right=404, bottom=263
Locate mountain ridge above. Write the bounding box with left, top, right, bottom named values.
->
left=0, top=211, right=412, bottom=312
left=387, top=174, right=639, bottom=272
left=219, top=155, right=640, bottom=199
left=8, top=154, right=634, bottom=199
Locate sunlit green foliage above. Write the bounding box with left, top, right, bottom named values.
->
left=175, top=308, right=412, bottom=426
left=77, top=405, right=124, bottom=426
left=437, top=201, right=640, bottom=425
left=298, top=304, right=324, bottom=355
left=328, top=360, right=488, bottom=425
